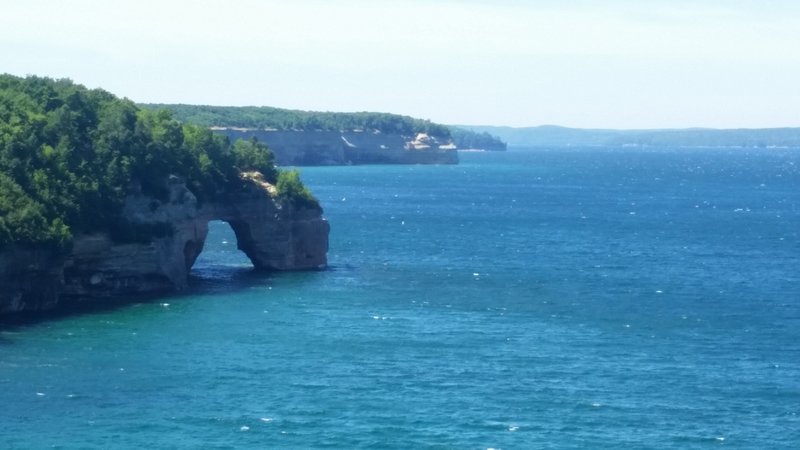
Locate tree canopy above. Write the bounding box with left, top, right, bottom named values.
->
left=141, top=103, right=453, bottom=139
left=450, top=128, right=507, bottom=151
left=0, top=74, right=315, bottom=250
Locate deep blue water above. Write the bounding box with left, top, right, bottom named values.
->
left=1, top=148, right=799, bottom=449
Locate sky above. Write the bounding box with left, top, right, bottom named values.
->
left=1, top=0, right=799, bottom=129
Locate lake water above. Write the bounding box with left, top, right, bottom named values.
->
left=1, top=148, right=799, bottom=448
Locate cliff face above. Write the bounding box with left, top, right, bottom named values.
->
left=0, top=247, right=64, bottom=313
left=0, top=177, right=329, bottom=315
left=216, top=129, right=458, bottom=166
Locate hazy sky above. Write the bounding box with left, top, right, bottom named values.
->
left=2, top=0, right=799, bottom=128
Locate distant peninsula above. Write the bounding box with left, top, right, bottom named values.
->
left=458, top=125, right=800, bottom=149
left=0, top=75, right=328, bottom=315
left=141, top=104, right=507, bottom=165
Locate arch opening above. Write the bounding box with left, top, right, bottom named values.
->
left=189, top=220, right=254, bottom=280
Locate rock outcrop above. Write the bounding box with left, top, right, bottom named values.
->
left=0, top=247, right=65, bottom=313
left=0, top=176, right=329, bottom=315
left=214, top=129, right=459, bottom=166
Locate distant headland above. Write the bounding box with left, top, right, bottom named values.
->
left=140, top=104, right=508, bottom=165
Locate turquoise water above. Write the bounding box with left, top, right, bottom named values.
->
left=1, top=148, right=799, bottom=449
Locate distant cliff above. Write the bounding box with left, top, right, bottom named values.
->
left=214, top=129, right=458, bottom=165
left=142, top=104, right=460, bottom=165
left=450, top=127, right=507, bottom=151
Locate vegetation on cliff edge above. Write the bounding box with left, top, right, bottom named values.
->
left=450, top=127, right=507, bottom=151
left=0, top=74, right=317, bottom=250
left=142, top=104, right=509, bottom=151
left=141, top=103, right=452, bottom=139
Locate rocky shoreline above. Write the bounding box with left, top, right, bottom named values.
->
left=0, top=176, right=329, bottom=315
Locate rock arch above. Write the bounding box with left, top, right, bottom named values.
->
left=4, top=177, right=329, bottom=312
left=176, top=182, right=329, bottom=286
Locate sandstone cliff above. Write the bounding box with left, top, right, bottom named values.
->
left=215, top=129, right=458, bottom=166
left=0, top=176, right=329, bottom=315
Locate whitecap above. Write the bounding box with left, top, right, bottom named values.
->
left=260, top=417, right=273, bottom=423
left=36, top=392, right=45, bottom=397
left=240, top=426, right=250, bottom=432
left=508, top=426, right=519, bottom=432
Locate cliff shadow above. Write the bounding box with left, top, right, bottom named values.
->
left=0, top=219, right=328, bottom=333
left=0, top=270, right=278, bottom=335
left=1, top=218, right=261, bottom=333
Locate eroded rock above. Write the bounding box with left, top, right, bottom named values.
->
left=0, top=176, right=329, bottom=315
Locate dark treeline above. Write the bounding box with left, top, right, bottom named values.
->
left=0, top=75, right=315, bottom=250
left=143, top=104, right=509, bottom=151
left=450, top=128, right=507, bottom=151
left=142, top=104, right=453, bottom=138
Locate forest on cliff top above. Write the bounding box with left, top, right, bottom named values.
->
left=0, top=75, right=314, bottom=250
left=142, top=104, right=507, bottom=151
left=142, top=103, right=453, bottom=137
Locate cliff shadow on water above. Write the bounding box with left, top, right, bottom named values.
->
left=0, top=275, right=264, bottom=334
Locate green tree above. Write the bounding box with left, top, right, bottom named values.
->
left=232, top=137, right=278, bottom=183
left=0, top=74, right=319, bottom=250
left=276, top=169, right=318, bottom=208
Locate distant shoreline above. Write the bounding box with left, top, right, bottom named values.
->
left=504, top=144, right=800, bottom=151
left=458, top=125, right=800, bottom=149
